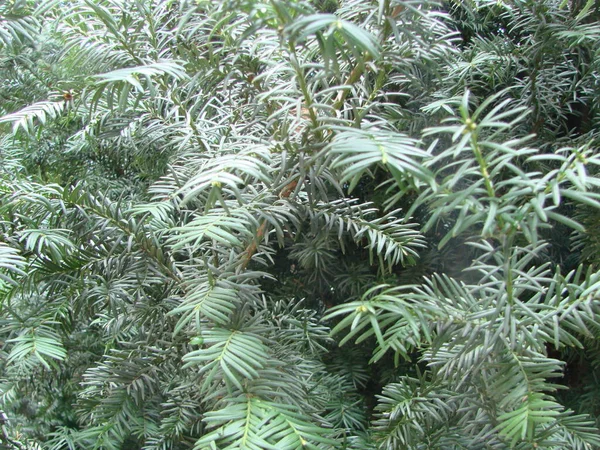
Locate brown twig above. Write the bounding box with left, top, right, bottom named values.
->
left=240, top=180, right=298, bottom=270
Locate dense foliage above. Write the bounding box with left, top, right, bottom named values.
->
left=2, top=0, right=600, bottom=448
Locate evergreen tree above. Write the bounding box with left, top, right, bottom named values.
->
left=1, top=1, right=600, bottom=449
